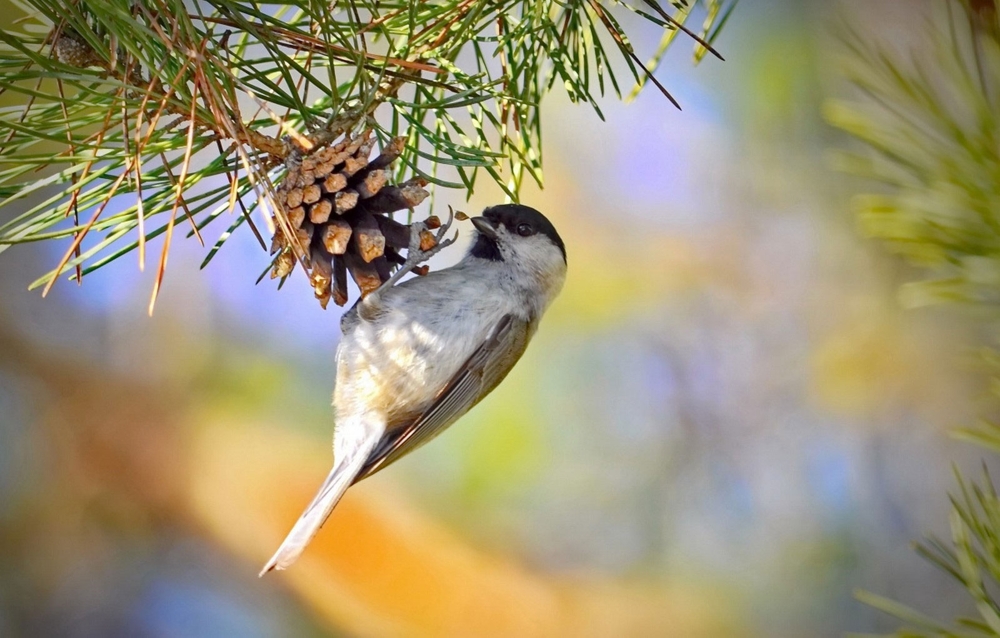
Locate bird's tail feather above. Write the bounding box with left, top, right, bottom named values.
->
left=259, top=432, right=379, bottom=576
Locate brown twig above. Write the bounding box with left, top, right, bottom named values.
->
left=197, top=15, right=444, bottom=75
left=148, top=80, right=200, bottom=316
left=41, top=158, right=136, bottom=298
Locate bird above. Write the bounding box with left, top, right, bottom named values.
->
left=260, top=203, right=567, bottom=575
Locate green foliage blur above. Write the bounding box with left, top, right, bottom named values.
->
left=828, top=1, right=1000, bottom=635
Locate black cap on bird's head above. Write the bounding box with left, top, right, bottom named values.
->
left=469, top=204, right=566, bottom=264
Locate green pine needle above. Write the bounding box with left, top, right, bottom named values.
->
left=0, top=0, right=734, bottom=302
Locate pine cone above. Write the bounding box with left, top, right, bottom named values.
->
left=52, top=32, right=104, bottom=69
left=269, top=131, right=439, bottom=309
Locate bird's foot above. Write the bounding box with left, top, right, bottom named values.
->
left=359, top=208, right=457, bottom=320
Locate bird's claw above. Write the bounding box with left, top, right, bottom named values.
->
left=359, top=209, right=457, bottom=321
left=418, top=206, right=457, bottom=261
left=397, top=206, right=456, bottom=275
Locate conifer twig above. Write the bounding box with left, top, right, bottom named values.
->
left=0, top=0, right=735, bottom=300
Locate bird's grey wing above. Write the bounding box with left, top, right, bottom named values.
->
left=352, top=313, right=532, bottom=483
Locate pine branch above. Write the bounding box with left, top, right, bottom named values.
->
left=830, top=1, right=1000, bottom=635
left=826, top=0, right=1000, bottom=311
left=0, top=0, right=735, bottom=306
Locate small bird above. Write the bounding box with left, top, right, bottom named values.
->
left=261, top=204, right=567, bottom=574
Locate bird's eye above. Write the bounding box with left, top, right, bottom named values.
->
left=516, top=223, right=533, bottom=236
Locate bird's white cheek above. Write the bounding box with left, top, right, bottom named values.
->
left=548, top=265, right=567, bottom=299
left=520, top=254, right=567, bottom=311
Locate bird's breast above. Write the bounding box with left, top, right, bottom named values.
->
left=333, top=290, right=512, bottom=421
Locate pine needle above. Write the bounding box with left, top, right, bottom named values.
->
left=0, top=0, right=734, bottom=294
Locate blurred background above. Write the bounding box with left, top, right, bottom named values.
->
left=0, top=0, right=994, bottom=635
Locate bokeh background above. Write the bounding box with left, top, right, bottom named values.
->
left=0, top=0, right=993, bottom=636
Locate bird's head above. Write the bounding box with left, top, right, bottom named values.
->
left=469, top=204, right=567, bottom=300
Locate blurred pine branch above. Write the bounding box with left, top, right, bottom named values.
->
left=828, top=1, right=1000, bottom=635
left=0, top=0, right=735, bottom=309
left=826, top=0, right=1000, bottom=310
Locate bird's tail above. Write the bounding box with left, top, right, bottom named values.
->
left=259, top=429, right=380, bottom=576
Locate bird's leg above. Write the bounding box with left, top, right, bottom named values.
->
left=359, top=208, right=457, bottom=320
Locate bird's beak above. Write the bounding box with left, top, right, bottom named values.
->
left=470, top=216, right=499, bottom=240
